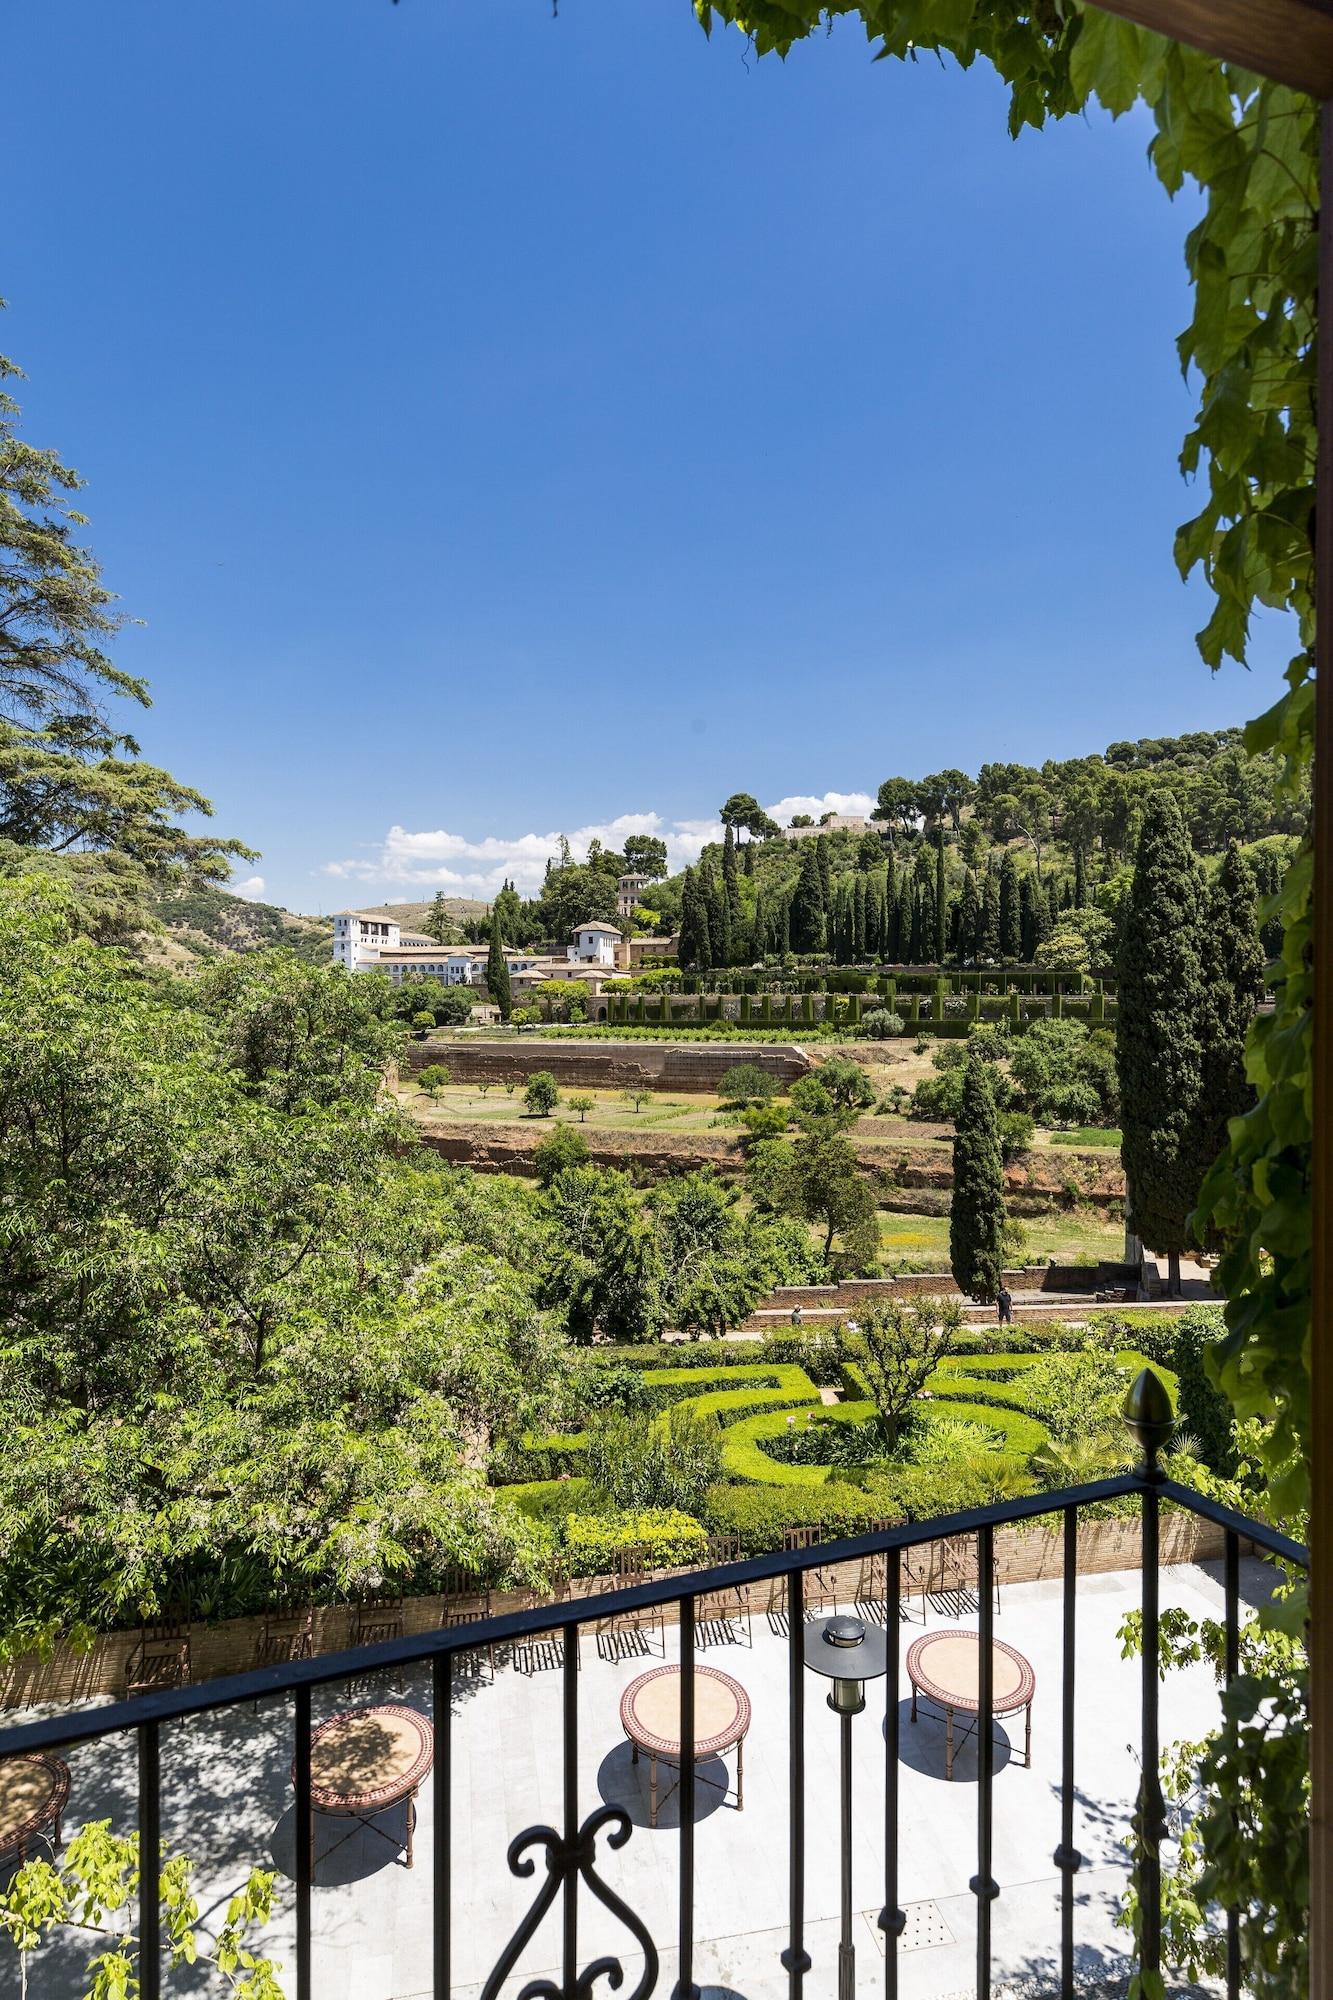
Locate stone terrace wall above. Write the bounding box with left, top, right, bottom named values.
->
left=405, top=1038, right=811, bottom=1091
left=0, top=1513, right=1228, bottom=1710
left=748, top=1267, right=1143, bottom=1313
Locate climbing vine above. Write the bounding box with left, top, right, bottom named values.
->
left=693, top=3, right=1317, bottom=1990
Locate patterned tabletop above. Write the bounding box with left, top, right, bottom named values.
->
left=296, top=1704, right=435, bottom=1815
left=905, top=1633, right=1036, bottom=1717
left=620, top=1665, right=751, bottom=1759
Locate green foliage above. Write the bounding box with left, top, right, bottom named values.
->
left=561, top=1508, right=708, bottom=1577
left=1008, top=1018, right=1119, bottom=1127
left=717, top=1062, right=778, bottom=1106
left=840, top=1296, right=963, bottom=1441
left=809, top=1055, right=875, bottom=1112
left=861, top=1007, right=904, bottom=1040
left=417, top=1062, right=450, bottom=1099
left=1170, top=1304, right=1239, bottom=1476
left=950, top=1048, right=1006, bottom=1302
left=523, top=1070, right=559, bottom=1117
left=0, top=1820, right=284, bottom=1999
left=586, top=1402, right=723, bottom=1512
left=701, top=1480, right=905, bottom=1552
left=568, top=1092, right=595, bottom=1122
left=1117, top=794, right=1206, bottom=1280
left=533, top=1122, right=590, bottom=1186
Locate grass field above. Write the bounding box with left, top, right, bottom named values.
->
left=1046, top=1126, right=1122, bottom=1148
left=877, top=1205, right=1124, bottom=1271
left=402, top=1079, right=729, bottom=1132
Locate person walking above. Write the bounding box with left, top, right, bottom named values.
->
left=791, top=1304, right=803, bottom=1328
left=996, top=1284, right=1013, bottom=1326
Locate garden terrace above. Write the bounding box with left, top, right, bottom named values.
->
left=0, top=1477, right=1300, bottom=2000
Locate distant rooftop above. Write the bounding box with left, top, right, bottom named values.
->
left=573, top=920, right=622, bottom=936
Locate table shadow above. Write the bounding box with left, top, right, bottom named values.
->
left=886, top=1696, right=1015, bottom=1783
left=596, top=1739, right=733, bottom=1830
left=269, top=1798, right=419, bottom=1887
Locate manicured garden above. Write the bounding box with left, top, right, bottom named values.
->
left=492, top=1306, right=1226, bottom=1569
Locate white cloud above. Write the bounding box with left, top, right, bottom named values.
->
left=317, top=791, right=870, bottom=897
left=230, top=875, right=267, bottom=901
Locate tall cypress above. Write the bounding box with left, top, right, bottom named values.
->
left=1192, top=842, right=1266, bottom=1209
left=998, top=852, right=1021, bottom=961
left=1046, top=875, right=1060, bottom=928
left=950, top=1049, right=1006, bottom=1302
left=957, top=870, right=979, bottom=967
left=791, top=844, right=825, bottom=953
left=1117, top=793, right=1206, bottom=1294
left=980, top=871, right=1001, bottom=962
left=704, top=859, right=730, bottom=967
left=816, top=833, right=832, bottom=913
left=1074, top=844, right=1088, bottom=909
left=722, top=823, right=740, bottom=918
left=933, top=830, right=947, bottom=964
left=1018, top=873, right=1039, bottom=961
left=895, top=877, right=911, bottom=963
left=853, top=873, right=867, bottom=960
left=486, top=911, right=512, bottom=1022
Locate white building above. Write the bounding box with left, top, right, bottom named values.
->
left=334, top=913, right=553, bottom=989
left=332, top=910, right=436, bottom=969
left=568, top=920, right=622, bottom=968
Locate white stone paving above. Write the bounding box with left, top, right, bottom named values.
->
left=22, top=1559, right=1267, bottom=1999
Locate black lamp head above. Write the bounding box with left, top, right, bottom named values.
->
left=1122, top=1366, right=1175, bottom=1464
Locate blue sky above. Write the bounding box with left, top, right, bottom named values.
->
left=7, top=2, right=1292, bottom=912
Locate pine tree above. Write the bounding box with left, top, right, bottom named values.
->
left=1117, top=793, right=1206, bottom=1293
left=998, top=852, right=1021, bottom=961
left=957, top=870, right=979, bottom=967
left=486, top=912, right=512, bottom=1022
left=791, top=843, right=827, bottom=954
left=950, top=1049, right=1006, bottom=1302
left=933, top=830, right=947, bottom=964
left=1192, top=843, right=1266, bottom=1206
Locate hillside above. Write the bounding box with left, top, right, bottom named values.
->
left=341, top=896, right=491, bottom=931
left=148, top=886, right=333, bottom=966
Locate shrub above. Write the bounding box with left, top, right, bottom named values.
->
left=701, top=1483, right=905, bottom=1553
left=412, top=1010, right=437, bottom=1039
left=740, top=1102, right=791, bottom=1145
left=417, top=1062, right=450, bottom=1099
left=501, top=1478, right=597, bottom=1522
left=534, top=1123, right=590, bottom=1186
left=562, top=1508, right=708, bottom=1576
left=718, top=1063, right=779, bottom=1107
left=1169, top=1305, right=1235, bottom=1474
left=996, top=1109, right=1034, bottom=1159
left=585, top=1405, right=723, bottom=1512
left=581, top=1364, right=658, bottom=1416
left=861, top=1009, right=905, bottom=1040
left=524, top=1071, right=560, bottom=1117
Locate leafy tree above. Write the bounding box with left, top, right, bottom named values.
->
left=811, top=1055, right=874, bottom=1114
left=949, top=1048, right=1006, bottom=1302
left=857, top=830, right=885, bottom=871
left=195, top=952, right=404, bottom=1114
left=622, top=833, right=668, bottom=879
left=534, top=861, right=619, bottom=942
left=621, top=1083, right=652, bottom=1114
left=842, top=1295, right=963, bottom=1444
left=426, top=890, right=458, bottom=944
left=412, top=1009, right=436, bottom=1039
left=778, top=1129, right=879, bottom=1270
left=417, top=1062, right=450, bottom=1099
left=1191, top=843, right=1266, bottom=1216
left=523, top=1070, right=559, bottom=1117
left=533, top=1121, right=590, bottom=1186
left=1117, top=794, right=1205, bottom=1293
left=718, top=1062, right=777, bottom=1107
left=587, top=1405, right=721, bottom=1510
left=719, top=792, right=780, bottom=841
left=568, top=1092, right=595, bottom=1123
left=486, top=911, right=512, bottom=1022
left=872, top=777, right=917, bottom=836
left=540, top=1165, right=665, bottom=1341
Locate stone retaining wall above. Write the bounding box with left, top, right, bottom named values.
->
left=0, top=1513, right=1232, bottom=1711
left=405, top=1039, right=811, bottom=1091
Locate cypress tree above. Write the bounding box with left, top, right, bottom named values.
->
left=816, top=832, right=832, bottom=912
left=957, top=869, right=979, bottom=967
left=704, top=860, right=731, bottom=967
left=1074, top=844, right=1087, bottom=909
left=780, top=894, right=792, bottom=956
left=1061, top=876, right=1074, bottom=912
left=865, top=872, right=881, bottom=958
left=752, top=889, right=767, bottom=958
left=895, top=877, right=911, bottom=962
left=908, top=887, right=924, bottom=962
left=853, top=873, right=867, bottom=960
left=950, top=1048, right=1006, bottom=1302
left=934, top=830, right=947, bottom=964
left=791, top=842, right=827, bottom=954
left=1192, top=842, right=1266, bottom=1206
left=1018, top=873, right=1039, bottom=961
left=1046, top=875, right=1060, bottom=928
left=722, top=823, right=740, bottom=917
left=980, top=871, right=1001, bottom=962
left=486, top=912, right=512, bottom=1022
left=744, top=840, right=755, bottom=878
left=1116, top=793, right=1205, bottom=1294
left=998, top=852, right=1021, bottom=961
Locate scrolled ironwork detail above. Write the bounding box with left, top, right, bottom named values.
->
left=480, top=1804, right=659, bottom=2000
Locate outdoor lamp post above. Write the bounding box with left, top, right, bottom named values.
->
left=804, top=1613, right=889, bottom=2000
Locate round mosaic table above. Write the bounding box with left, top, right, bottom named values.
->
left=620, top=1665, right=750, bottom=1828
left=905, top=1632, right=1035, bottom=1781
left=0, top=1753, right=70, bottom=1866
left=294, top=1703, right=434, bottom=1879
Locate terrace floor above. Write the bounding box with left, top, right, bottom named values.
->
left=22, top=1558, right=1263, bottom=2000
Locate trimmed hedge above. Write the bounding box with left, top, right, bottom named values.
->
left=562, top=1509, right=708, bottom=1576
left=701, top=1481, right=905, bottom=1552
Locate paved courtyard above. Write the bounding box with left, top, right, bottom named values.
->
left=18, top=1557, right=1266, bottom=1999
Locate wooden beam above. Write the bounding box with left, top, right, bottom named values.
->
left=1094, top=0, right=1333, bottom=97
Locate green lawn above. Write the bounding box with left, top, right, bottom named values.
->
left=403, top=1080, right=726, bottom=1132
left=877, top=1205, right=1124, bottom=1272
left=1046, top=1126, right=1122, bottom=1148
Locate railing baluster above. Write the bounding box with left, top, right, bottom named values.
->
left=678, top=1594, right=697, bottom=2000
left=781, top=1568, right=810, bottom=1993
left=563, top=1631, right=579, bottom=1998
left=971, top=1522, right=997, bottom=2000
left=882, top=1545, right=904, bottom=1999
left=1224, top=1527, right=1241, bottom=2000
left=433, top=1651, right=451, bottom=2000
left=1054, top=1504, right=1082, bottom=1999
left=1138, top=1476, right=1163, bottom=1985
left=138, top=1722, right=161, bottom=2000
left=295, top=1683, right=312, bottom=2000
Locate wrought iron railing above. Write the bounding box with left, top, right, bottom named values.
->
left=0, top=1466, right=1306, bottom=2000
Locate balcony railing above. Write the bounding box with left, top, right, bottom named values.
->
left=0, top=1468, right=1306, bottom=2000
